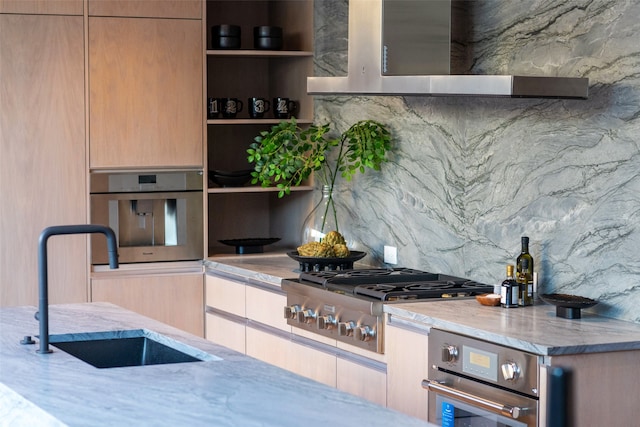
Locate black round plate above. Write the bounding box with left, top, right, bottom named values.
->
left=539, top=293, right=597, bottom=309
left=220, top=238, right=280, bottom=247
left=287, top=250, right=366, bottom=264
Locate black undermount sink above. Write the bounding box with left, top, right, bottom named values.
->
left=49, top=329, right=219, bottom=369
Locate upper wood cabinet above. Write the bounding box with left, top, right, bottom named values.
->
left=89, top=16, right=203, bottom=169
left=0, top=14, right=87, bottom=307
left=0, top=0, right=82, bottom=15
left=88, top=0, right=201, bottom=19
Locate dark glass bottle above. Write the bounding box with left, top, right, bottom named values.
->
left=516, top=236, right=534, bottom=306
left=500, top=264, right=519, bottom=308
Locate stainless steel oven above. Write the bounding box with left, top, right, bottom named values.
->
left=424, top=329, right=539, bottom=427
left=90, top=170, right=203, bottom=264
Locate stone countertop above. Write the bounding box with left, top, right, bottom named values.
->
left=385, top=299, right=640, bottom=356
left=0, top=303, right=432, bottom=427
left=205, top=254, right=640, bottom=356
left=205, top=252, right=302, bottom=286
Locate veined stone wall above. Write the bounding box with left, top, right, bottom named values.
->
left=312, top=0, right=640, bottom=322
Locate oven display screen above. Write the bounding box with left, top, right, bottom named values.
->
left=463, top=345, right=498, bottom=382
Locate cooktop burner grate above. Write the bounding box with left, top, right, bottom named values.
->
left=296, top=268, right=494, bottom=301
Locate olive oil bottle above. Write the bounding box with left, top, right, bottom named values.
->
left=516, top=236, right=534, bottom=306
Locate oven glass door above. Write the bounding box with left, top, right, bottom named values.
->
left=426, top=376, right=537, bottom=427
left=433, top=394, right=528, bottom=427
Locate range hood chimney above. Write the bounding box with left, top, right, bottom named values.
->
left=307, top=0, right=589, bottom=98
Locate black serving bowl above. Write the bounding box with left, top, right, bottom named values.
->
left=212, top=25, right=241, bottom=49
left=539, top=293, right=598, bottom=319
left=253, top=26, right=283, bottom=50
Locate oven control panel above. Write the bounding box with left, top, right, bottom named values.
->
left=429, top=328, right=539, bottom=396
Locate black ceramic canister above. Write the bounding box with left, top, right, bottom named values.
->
left=212, top=24, right=241, bottom=49
left=253, top=26, right=283, bottom=50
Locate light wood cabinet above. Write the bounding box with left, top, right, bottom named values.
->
left=88, top=0, right=201, bottom=19
left=89, top=16, right=203, bottom=169
left=542, top=350, right=640, bottom=426
left=0, top=14, right=87, bottom=307
left=0, top=0, right=82, bottom=15
left=91, top=268, right=204, bottom=336
left=385, top=316, right=430, bottom=421
left=337, top=357, right=387, bottom=407
left=205, top=0, right=315, bottom=254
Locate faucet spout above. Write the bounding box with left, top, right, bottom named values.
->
left=37, top=224, right=119, bottom=354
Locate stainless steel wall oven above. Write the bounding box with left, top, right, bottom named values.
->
left=424, top=329, right=539, bottom=427
left=90, top=170, right=203, bottom=264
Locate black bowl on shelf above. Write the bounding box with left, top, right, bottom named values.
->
left=208, top=169, right=253, bottom=188
left=211, top=24, right=241, bottom=49
left=253, top=26, right=283, bottom=50
left=287, top=250, right=366, bottom=272
left=539, top=293, right=598, bottom=319
left=219, top=238, right=280, bottom=254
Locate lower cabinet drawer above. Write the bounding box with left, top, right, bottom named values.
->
left=246, top=326, right=337, bottom=388
left=205, top=312, right=246, bottom=354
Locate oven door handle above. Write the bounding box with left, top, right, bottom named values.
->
left=423, top=379, right=527, bottom=420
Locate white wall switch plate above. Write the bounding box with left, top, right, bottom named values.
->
left=384, top=245, right=398, bottom=264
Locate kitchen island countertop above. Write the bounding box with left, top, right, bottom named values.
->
left=0, top=303, right=432, bottom=427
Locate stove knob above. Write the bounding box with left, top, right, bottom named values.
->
left=284, top=304, right=301, bottom=320
left=442, top=345, right=459, bottom=362
left=317, top=314, right=337, bottom=330
left=355, top=325, right=375, bottom=342
left=501, top=362, right=520, bottom=381
left=338, top=321, right=356, bottom=337
left=297, top=309, right=317, bottom=324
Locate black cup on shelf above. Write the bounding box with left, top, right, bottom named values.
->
left=248, top=97, right=271, bottom=119
left=220, top=98, right=243, bottom=119
left=273, top=97, right=298, bottom=119
left=207, top=97, right=220, bottom=119
left=211, top=24, right=241, bottom=49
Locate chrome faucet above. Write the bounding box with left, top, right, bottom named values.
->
left=36, top=225, right=119, bottom=354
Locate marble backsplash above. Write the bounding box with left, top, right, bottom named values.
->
left=311, top=0, right=640, bottom=322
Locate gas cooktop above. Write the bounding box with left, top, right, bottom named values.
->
left=297, top=267, right=494, bottom=301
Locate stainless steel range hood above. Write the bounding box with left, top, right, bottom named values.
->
left=307, top=0, right=589, bottom=98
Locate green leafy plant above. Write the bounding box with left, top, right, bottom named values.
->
left=247, top=118, right=392, bottom=198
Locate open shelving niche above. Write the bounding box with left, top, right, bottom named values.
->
left=205, top=0, right=315, bottom=256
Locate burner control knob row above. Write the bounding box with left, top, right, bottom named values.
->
left=317, top=314, right=338, bottom=330
left=442, top=345, right=459, bottom=362
left=297, top=309, right=317, bottom=324
left=284, top=304, right=301, bottom=320
left=338, top=321, right=356, bottom=337
left=355, top=325, right=375, bottom=342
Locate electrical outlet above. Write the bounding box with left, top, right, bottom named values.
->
left=384, top=245, right=398, bottom=265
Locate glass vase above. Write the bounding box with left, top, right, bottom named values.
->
left=301, top=185, right=340, bottom=244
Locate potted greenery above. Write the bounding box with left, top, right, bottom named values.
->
left=247, top=118, right=392, bottom=242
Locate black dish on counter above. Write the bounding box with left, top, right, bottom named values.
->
left=540, top=293, right=598, bottom=319
left=219, top=238, right=280, bottom=254
left=287, top=250, right=366, bottom=272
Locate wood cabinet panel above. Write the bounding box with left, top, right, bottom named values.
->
left=0, top=0, right=82, bottom=15
left=89, top=17, right=203, bottom=169
left=91, top=272, right=204, bottom=336
left=89, top=0, right=201, bottom=19
left=205, top=312, right=245, bottom=354
left=205, top=274, right=245, bottom=317
left=246, top=285, right=289, bottom=332
left=337, top=357, right=387, bottom=407
left=547, top=351, right=640, bottom=426
left=0, top=14, right=87, bottom=307
left=385, top=321, right=429, bottom=421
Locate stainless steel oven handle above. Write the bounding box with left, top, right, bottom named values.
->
left=423, top=379, right=526, bottom=420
